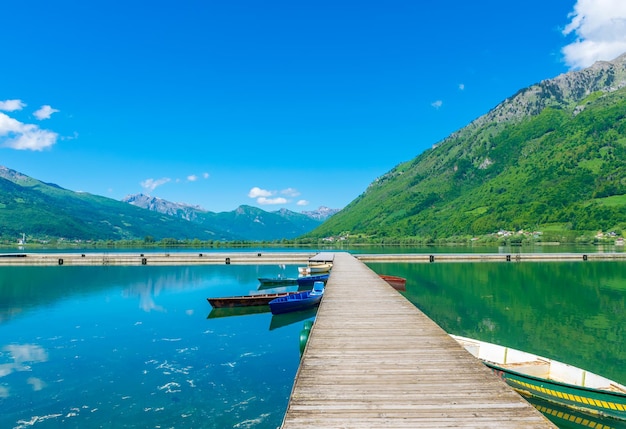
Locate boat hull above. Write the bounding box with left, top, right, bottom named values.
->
left=257, top=277, right=298, bottom=286
left=298, top=263, right=332, bottom=275
left=269, top=291, right=323, bottom=315
left=379, top=274, right=406, bottom=291
left=207, top=291, right=299, bottom=308
left=296, top=274, right=329, bottom=286
left=484, top=361, right=626, bottom=421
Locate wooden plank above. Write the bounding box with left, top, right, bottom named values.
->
left=281, top=252, right=556, bottom=428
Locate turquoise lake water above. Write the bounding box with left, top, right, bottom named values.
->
left=0, top=251, right=624, bottom=428
left=0, top=264, right=311, bottom=429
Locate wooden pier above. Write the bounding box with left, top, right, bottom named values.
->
left=357, top=252, right=626, bottom=263
left=0, top=251, right=313, bottom=266
left=281, top=252, right=556, bottom=428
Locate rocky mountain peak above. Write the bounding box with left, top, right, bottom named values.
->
left=0, top=166, right=30, bottom=182
left=447, top=51, right=626, bottom=143
left=122, top=193, right=206, bottom=221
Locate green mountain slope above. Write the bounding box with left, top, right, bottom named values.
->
left=198, top=205, right=322, bottom=241
left=309, top=55, right=626, bottom=240
left=0, top=167, right=236, bottom=242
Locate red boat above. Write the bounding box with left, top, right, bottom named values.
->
left=379, top=274, right=407, bottom=291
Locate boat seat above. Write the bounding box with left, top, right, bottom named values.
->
left=311, top=281, right=325, bottom=295
left=501, top=361, right=550, bottom=379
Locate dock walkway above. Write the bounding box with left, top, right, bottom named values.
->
left=281, top=252, right=555, bottom=428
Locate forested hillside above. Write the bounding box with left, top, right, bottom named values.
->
left=308, top=55, right=626, bottom=242
left=0, top=167, right=235, bottom=242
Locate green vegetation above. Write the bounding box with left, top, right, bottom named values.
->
left=306, top=86, right=626, bottom=242
left=0, top=175, right=237, bottom=242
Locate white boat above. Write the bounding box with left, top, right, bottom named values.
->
left=298, top=263, right=332, bottom=275
left=451, top=334, right=626, bottom=421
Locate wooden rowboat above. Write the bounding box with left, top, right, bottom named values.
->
left=257, top=277, right=298, bottom=286
left=269, top=281, right=325, bottom=315
left=207, top=291, right=300, bottom=308
left=297, top=263, right=332, bottom=275
left=296, top=273, right=329, bottom=287
left=379, top=274, right=406, bottom=291
left=451, top=335, right=626, bottom=421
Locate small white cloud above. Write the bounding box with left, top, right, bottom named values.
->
left=297, top=199, right=309, bottom=206
left=431, top=100, right=443, bottom=109
left=187, top=174, right=198, bottom=182
left=0, top=113, right=58, bottom=151
left=458, top=83, right=465, bottom=91
left=248, top=187, right=274, bottom=198
left=202, top=172, right=209, bottom=179
left=281, top=187, right=300, bottom=197
left=61, top=131, right=79, bottom=141
left=33, top=105, right=59, bottom=120
left=257, top=197, right=287, bottom=205
left=0, top=99, right=26, bottom=112
left=140, top=177, right=171, bottom=192
left=562, top=0, right=626, bottom=69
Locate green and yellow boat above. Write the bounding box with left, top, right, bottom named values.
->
left=452, top=335, right=626, bottom=422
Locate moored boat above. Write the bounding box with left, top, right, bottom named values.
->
left=257, top=276, right=298, bottom=286
left=296, top=273, right=329, bottom=287
left=451, top=334, right=626, bottom=421
left=379, top=274, right=406, bottom=291
left=269, top=281, right=325, bottom=315
left=207, top=291, right=300, bottom=308
left=297, top=262, right=332, bottom=275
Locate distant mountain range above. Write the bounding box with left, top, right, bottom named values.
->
left=307, top=53, right=626, bottom=240
left=0, top=167, right=339, bottom=242
left=122, top=193, right=339, bottom=241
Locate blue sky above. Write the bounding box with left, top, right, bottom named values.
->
left=2, top=1, right=626, bottom=213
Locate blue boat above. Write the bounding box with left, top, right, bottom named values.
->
left=269, top=281, right=325, bottom=315
left=296, top=273, right=329, bottom=287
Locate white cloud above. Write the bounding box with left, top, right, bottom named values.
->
left=0, top=112, right=58, bottom=151
left=257, top=197, right=287, bottom=205
left=248, top=186, right=274, bottom=198
left=0, top=99, right=26, bottom=112
left=281, top=187, right=300, bottom=197
left=140, top=177, right=171, bottom=192
left=187, top=172, right=210, bottom=182
left=297, top=199, right=309, bottom=206
left=249, top=186, right=299, bottom=205
left=431, top=100, right=443, bottom=109
left=562, top=0, right=626, bottom=69
left=33, top=105, right=60, bottom=120
left=458, top=83, right=465, bottom=91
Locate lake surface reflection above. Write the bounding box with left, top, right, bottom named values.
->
left=1, top=258, right=624, bottom=428
left=0, top=264, right=310, bottom=429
